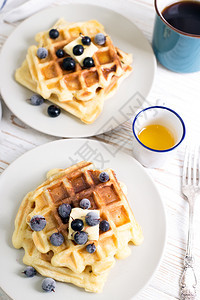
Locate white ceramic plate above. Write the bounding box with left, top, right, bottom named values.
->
left=0, top=4, right=156, bottom=138
left=0, top=139, right=166, bottom=300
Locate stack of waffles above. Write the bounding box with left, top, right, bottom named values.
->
left=15, top=19, right=133, bottom=123
left=12, top=161, right=143, bottom=293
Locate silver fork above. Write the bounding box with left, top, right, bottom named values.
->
left=180, top=146, right=200, bottom=300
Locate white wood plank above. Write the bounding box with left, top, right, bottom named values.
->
left=137, top=285, right=178, bottom=300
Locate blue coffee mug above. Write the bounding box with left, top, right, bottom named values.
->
left=152, top=0, right=200, bottom=73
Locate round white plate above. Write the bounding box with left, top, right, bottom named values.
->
left=0, top=4, right=156, bottom=138
left=0, top=139, right=166, bottom=300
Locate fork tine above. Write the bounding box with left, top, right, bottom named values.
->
left=182, top=146, right=189, bottom=186
left=187, top=147, right=192, bottom=186
left=193, top=146, right=198, bottom=186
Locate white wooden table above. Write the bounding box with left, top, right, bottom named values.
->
left=1, top=0, right=200, bottom=299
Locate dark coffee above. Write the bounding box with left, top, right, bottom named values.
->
left=162, top=1, right=200, bottom=35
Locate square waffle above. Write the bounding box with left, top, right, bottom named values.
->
left=25, top=19, right=127, bottom=102
left=15, top=19, right=132, bottom=123
left=12, top=161, right=143, bottom=292
left=13, top=190, right=109, bottom=293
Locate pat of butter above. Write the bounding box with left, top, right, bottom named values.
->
left=68, top=207, right=100, bottom=241
left=63, top=37, right=98, bottom=66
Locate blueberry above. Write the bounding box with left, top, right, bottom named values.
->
left=80, top=198, right=91, bottom=209
left=74, top=231, right=88, bottom=245
left=94, top=33, right=106, bottom=46
left=99, top=172, right=109, bottom=183
left=23, top=266, right=36, bottom=277
left=42, top=278, right=56, bottom=292
left=62, top=57, right=76, bottom=70
left=85, top=212, right=100, bottom=226
left=37, top=47, right=48, bottom=59
left=86, top=243, right=96, bottom=254
left=83, top=57, right=95, bottom=68
left=49, top=29, right=59, bottom=39
left=58, top=203, right=71, bottom=219
left=47, top=105, right=61, bottom=117
left=71, top=219, right=84, bottom=231
left=73, top=44, right=84, bottom=56
left=50, top=232, right=64, bottom=246
left=56, top=49, right=64, bottom=58
left=100, top=220, right=110, bottom=232
left=82, top=36, right=91, bottom=46
left=30, top=215, right=46, bottom=231
left=30, top=94, right=44, bottom=106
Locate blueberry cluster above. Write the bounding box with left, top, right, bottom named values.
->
left=30, top=185, right=110, bottom=252
left=71, top=210, right=101, bottom=246
left=71, top=211, right=110, bottom=250
left=31, top=31, right=107, bottom=116
left=69, top=34, right=95, bottom=69
left=36, top=31, right=106, bottom=64
left=23, top=266, right=56, bottom=293
left=44, top=203, right=73, bottom=247
left=24, top=168, right=112, bottom=293
left=28, top=93, right=61, bottom=118
left=36, top=28, right=60, bottom=60
left=29, top=93, right=61, bottom=117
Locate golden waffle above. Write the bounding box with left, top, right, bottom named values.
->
left=15, top=53, right=132, bottom=124
left=13, top=189, right=109, bottom=293
left=12, top=161, right=143, bottom=292
left=23, top=243, right=110, bottom=293
left=24, top=19, right=128, bottom=102
left=23, top=244, right=109, bottom=293
left=15, top=19, right=132, bottom=123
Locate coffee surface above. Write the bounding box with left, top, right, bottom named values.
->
left=162, top=1, right=200, bottom=35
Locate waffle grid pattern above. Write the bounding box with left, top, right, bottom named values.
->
left=15, top=19, right=132, bottom=123
left=26, top=162, right=139, bottom=275
left=27, top=20, right=124, bottom=102
left=23, top=237, right=109, bottom=293
left=12, top=161, right=143, bottom=292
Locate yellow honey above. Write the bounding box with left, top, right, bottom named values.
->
left=137, top=124, right=175, bottom=150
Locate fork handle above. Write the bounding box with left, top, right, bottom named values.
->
left=180, top=201, right=197, bottom=299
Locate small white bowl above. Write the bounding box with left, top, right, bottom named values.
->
left=132, top=106, right=186, bottom=168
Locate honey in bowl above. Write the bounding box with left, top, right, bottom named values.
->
left=138, top=124, right=175, bottom=151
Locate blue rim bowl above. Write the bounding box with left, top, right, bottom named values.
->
left=132, top=106, right=186, bottom=153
